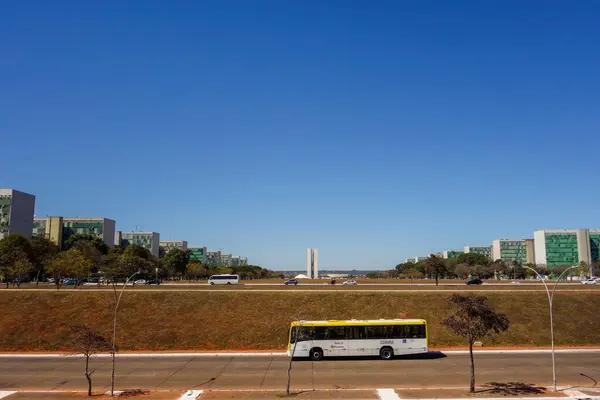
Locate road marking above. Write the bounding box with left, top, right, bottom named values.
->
left=377, top=388, right=401, bottom=400
left=563, top=389, right=589, bottom=398
left=178, top=390, right=204, bottom=399
left=0, top=392, right=16, bottom=399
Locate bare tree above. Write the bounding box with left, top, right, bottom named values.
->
left=286, top=321, right=309, bottom=395
left=71, top=325, right=111, bottom=396
left=442, top=294, right=509, bottom=393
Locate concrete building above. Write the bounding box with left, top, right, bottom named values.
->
left=188, top=246, right=207, bottom=263
left=491, top=239, right=535, bottom=265
left=415, top=256, right=429, bottom=262
left=221, top=253, right=232, bottom=267
left=32, top=216, right=115, bottom=248
left=404, top=257, right=416, bottom=263
left=0, top=189, right=36, bottom=240
left=534, top=229, right=600, bottom=268
left=306, top=248, right=319, bottom=279
left=116, top=231, right=160, bottom=258
left=205, top=251, right=222, bottom=267
left=62, top=218, right=116, bottom=248
left=443, top=250, right=464, bottom=259
left=32, top=216, right=64, bottom=245
left=240, top=257, right=248, bottom=266
left=464, top=246, right=492, bottom=260
left=159, top=240, right=188, bottom=257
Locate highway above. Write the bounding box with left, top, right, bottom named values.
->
left=0, top=352, right=598, bottom=391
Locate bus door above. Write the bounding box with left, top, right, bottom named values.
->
left=324, top=326, right=349, bottom=357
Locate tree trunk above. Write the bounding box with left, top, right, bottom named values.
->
left=35, top=270, right=41, bottom=287
left=85, top=355, right=92, bottom=396
left=435, top=273, right=439, bottom=286
left=469, top=341, right=475, bottom=393
left=287, top=333, right=300, bottom=395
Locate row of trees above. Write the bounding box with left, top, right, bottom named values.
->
left=0, top=233, right=281, bottom=288
left=385, top=253, right=593, bottom=285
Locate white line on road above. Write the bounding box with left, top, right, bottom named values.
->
left=377, top=388, right=401, bottom=400
left=0, top=392, right=16, bottom=399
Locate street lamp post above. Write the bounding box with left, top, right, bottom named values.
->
left=523, top=265, right=577, bottom=392
left=111, top=270, right=140, bottom=396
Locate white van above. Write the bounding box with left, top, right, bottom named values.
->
left=208, top=274, right=240, bottom=285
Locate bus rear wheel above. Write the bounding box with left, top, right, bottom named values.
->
left=379, top=347, right=394, bottom=360
left=309, top=348, right=323, bottom=361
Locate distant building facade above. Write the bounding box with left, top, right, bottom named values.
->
left=205, top=251, right=222, bottom=267
left=62, top=218, right=116, bottom=248
left=189, top=246, right=207, bottom=263
left=464, top=246, right=492, bottom=260
left=221, top=253, right=232, bottom=267
left=159, top=240, right=188, bottom=257
left=32, top=216, right=64, bottom=245
left=534, top=229, right=600, bottom=268
left=116, top=231, right=160, bottom=258
left=306, top=248, right=319, bottom=279
left=0, top=189, right=36, bottom=240
left=491, top=239, right=535, bottom=265
left=443, top=250, right=464, bottom=259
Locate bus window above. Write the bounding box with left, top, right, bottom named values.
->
left=326, top=326, right=347, bottom=340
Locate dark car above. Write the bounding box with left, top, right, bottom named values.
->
left=284, top=279, right=298, bottom=286
left=145, top=279, right=161, bottom=285
left=466, top=278, right=483, bottom=285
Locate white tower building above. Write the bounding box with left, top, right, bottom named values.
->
left=306, top=248, right=319, bottom=279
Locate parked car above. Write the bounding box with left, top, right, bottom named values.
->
left=284, top=279, right=298, bottom=286
left=62, top=279, right=76, bottom=285
left=466, top=278, right=483, bottom=285
left=342, top=280, right=357, bottom=285
left=582, top=279, right=597, bottom=285
left=133, top=279, right=147, bottom=285
left=145, top=279, right=161, bottom=285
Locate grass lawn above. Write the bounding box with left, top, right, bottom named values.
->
left=1, top=291, right=599, bottom=351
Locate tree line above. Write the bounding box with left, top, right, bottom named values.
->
left=0, top=233, right=281, bottom=288
left=364, top=253, right=594, bottom=283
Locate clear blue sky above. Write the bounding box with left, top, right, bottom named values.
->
left=1, top=1, right=599, bottom=270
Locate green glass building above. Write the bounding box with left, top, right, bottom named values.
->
left=491, top=239, right=535, bottom=265
left=534, top=229, right=597, bottom=269
left=443, top=250, right=464, bottom=259
left=115, top=231, right=160, bottom=258
left=464, top=246, right=492, bottom=260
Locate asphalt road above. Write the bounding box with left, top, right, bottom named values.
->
left=0, top=353, right=598, bottom=391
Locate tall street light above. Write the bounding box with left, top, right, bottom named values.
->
left=523, top=265, right=577, bottom=392
left=111, top=270, right=140, bottom=396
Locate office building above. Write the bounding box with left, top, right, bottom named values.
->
left=63, top=217, right=116, bottom=248
left=414, top=256, right=429, bottom=262
left=464, top=246, right=492, bottom=260
left=189, top=246, right=207, bottom=263
left=239, top=256, right=248, bottom=266
left=116, top=231, right=160, bottom=258
left=221, top=253, right=232, bottom=267
left=404, top=257, right=416, bottom=263
left=159, top=240, right=188, bottom=257
left=205, top=250, right=222, bottom=267
left=306, top=248, right=319, bottom=279
left=0, top=189, right=35, bottom=240
left=32, top=216, right=64, bottom=245
left=443, top=250, right=464, bottom=259
left=534, top=229, right=600, bottom=268
left=491, top=239, right=535, bottom=265
left=32, top=216, right=115, bottom=248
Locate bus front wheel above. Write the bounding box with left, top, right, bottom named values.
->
left=379, top=347, right=394, bottom=360
left=309, top=348, right=323, bottom=361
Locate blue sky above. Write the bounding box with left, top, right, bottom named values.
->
left=1, top=1, right=599, bottom=270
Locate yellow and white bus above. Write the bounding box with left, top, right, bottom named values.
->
left=287, top=319, right=428, bottom=361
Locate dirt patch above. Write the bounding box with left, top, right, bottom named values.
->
left=1, top=291, right=600, bottom=351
